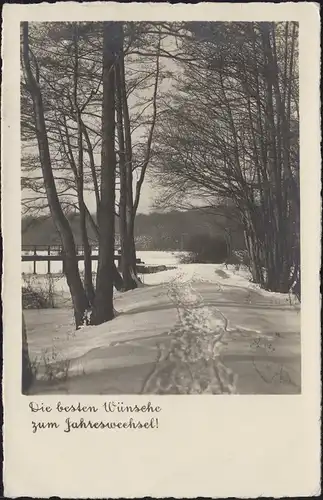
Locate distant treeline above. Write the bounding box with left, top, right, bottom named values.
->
left=22, top=208, right=245, bottom=251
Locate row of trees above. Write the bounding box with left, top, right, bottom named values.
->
left=22, top=207, right=246, bottom=251
left=21, top=21, right=300, bottom=392
left=21, top=21, right=164, bottom=327
left=22, top=21, right=300, bottom=327
left=153, top=22, right=300, bottom=294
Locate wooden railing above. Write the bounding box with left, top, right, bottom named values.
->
left=21, top=245, right=142, bottom=274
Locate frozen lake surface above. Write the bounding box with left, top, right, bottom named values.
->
left=21, top=250, right=183, bottom=274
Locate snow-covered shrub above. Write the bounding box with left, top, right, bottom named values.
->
left=225, top=250, right=250, bottom=270
left=179, top=252, right=197, bottom=264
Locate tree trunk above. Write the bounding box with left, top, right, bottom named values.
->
left=22, top=313, right=33, bottom=394
left=91, top=22, right=120, bottom=325
left=75, top=112, right=95, bottom=304
left=22, top=22, right=89, bottom=328
left=119, top=45, right=140, bottom=283
left=115, top=59, right=137, bottom=290
left=84, top=202, right=125, bottom=292
left=61, top=115, right=96, bottom=305
left=128, top=213, right=138, bottom=273
left=78, top=195, right=95, bottom=304
left=72, top=24, right=96, bottom=306
left=81, top=120, right=101, bottom=222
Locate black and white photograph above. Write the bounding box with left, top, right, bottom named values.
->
left=20, top=18, right=302, bottom=395
left=2, top=3, right=321, bottom=498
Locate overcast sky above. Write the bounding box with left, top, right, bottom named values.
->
left=83, top=178, right=158, bottom=214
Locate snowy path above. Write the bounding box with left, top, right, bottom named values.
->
left=141, top=277, right=237, bottom=394
left=26, top=264, right=301, bottom=395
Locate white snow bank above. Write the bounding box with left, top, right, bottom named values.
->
left=143, top=263, right=299, bottom=305
left=25, top=255, right=301, bottom=394
left=22, top=255, right=300, bottom=312
left=26, top=264, right=300, bottom=367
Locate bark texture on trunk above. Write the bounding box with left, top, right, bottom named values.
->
left=91, top=22, right=120, bottom=325
left=119, top=48, right=139, bottom=281
left=116, top=57, right=137, bottom=290
left=72, top=25, right=95, bottom=305
left=84, top=206, right=125, bottom=291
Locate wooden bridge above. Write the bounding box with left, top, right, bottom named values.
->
left=21, top=245, right=142, bottom=274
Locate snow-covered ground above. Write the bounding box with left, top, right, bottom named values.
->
left=21, top=251, right=185, bottom=307
left=21, top=250, right=182, bottom=274
left=23, top=252, right=301, bottom=395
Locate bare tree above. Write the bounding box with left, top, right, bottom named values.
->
left=115, top=25, right=162, bottom=288
left=91, top=22, right=121, bottom=324
left=21, top=22, right=125, bottom=293
left=115, top=56, right=137, bottom=290
left=22, top=22, right=90, bottom=327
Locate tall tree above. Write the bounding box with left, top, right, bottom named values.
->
left=115, top=52, right=137, bottom=290
left=21, top=22, right=125, bottom=294
left=115, top=25, right=162, bottom=287
left=22, top=22, right=90, bottom=327
left=91, top=22, right=121, bottom=324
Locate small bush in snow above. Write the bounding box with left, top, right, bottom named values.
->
left=30, top=356, right=40, bottom=381
left=22, top=274, right=56, bottom=309
left=179, top=252, right=197, bottom=264
left=184, top=234, right=228, bottom=264
left=225, top=250, right=250, bottom=270
left=292, top=279, right=301, bottom=302
left=42, top=346, right=70, bottom=382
